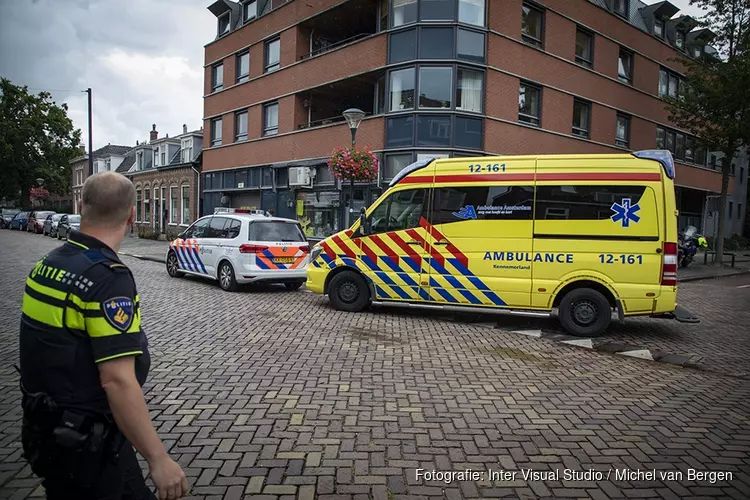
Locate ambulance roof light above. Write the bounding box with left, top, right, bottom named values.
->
left=632, top=149, right=675, bottom=180
left=389, top=157, right=435, bottom=187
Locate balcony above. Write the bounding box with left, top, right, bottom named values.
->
left=296, top=70, right=385, bottom=130
left=298, top=0, right=382, bottom=61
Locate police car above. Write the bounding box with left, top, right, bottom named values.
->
left=165, top=208, right=309, bottom=292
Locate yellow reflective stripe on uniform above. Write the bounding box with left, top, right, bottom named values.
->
left=68, top=239, right=89, bottom=250
left=25, top=277, right=100, bottom=311
left=95, top=350, right=143, bottom=363
left=22, top=293, right=86, bottom=330
left=86, top=311, right=141, bottom=337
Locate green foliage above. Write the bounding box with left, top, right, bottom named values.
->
left=0, top=78, right=81, bottom=208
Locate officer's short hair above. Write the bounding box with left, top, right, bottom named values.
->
left=81, top=172, right=136, bottom=226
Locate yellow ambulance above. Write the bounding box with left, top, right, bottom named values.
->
left=306, top=150, right=699, bottom=337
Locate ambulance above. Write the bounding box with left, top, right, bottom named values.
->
left=306, top=150, right=699, bottom=337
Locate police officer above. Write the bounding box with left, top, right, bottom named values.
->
left=19, top=172, right=189, bottom=499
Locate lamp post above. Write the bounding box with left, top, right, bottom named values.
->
left=342, top=108, right=365, bottom=225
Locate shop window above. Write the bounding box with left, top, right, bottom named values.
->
left=419, top=27, right=454, bottom=59
left=392, top=0, right=417, bottom=27
left=384, top=153, right=414, bottom=180
left=457, top=29, right=485, bottom=63
left=458, top=0, right=485, bottom=26
left=536, top=185, right=648, bottom=220
left=575, top=29, right=593, bottom=68
left=386, top=115, right=415, bottom=147
left=249, top=168, right=261, bottom=187
left=521, top=3, right=544, bottom=48
left=389, top=67, right=415, bottom=111
left=389, top=29, right=417, bottom=63
left=455, top=116, right=482, bottom=149
left=432, top=186, right=534, bottom=224
left=419, top=67, right=453, bottom=109
left=421, top=0, right=455, bottom=21
left=456, top=68, right=483, bottom=112
left=518, top=82, right=541, bottom=126
left=223, top=170, right=236, bottom=189
left=276, top=167, right=289, bottom=188
left=316, top=165, right=334, bottom=183
left=417, top=114, right=451, bottom=146
left=616, top=114, right=630, bottom=148
left=618, top=48, right=633, bottom=84
left=261, top=167, right=273, bottom=187
left=572, top=99, right=591, bottom=139
left=368, top=188, right=427, bottom=233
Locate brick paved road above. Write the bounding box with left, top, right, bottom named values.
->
left=1, top=230, right=749, bottom=499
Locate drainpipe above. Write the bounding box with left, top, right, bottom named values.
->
left=191, top=164, right=201, bottom=218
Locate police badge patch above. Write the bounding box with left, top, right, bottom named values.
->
left=102, top=297, right=135, bottom=331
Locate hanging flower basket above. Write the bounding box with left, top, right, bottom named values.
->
left=327, top=146, right=379, bottom=182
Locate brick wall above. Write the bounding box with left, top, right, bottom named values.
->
left=128, top=166, right=200, bottom=234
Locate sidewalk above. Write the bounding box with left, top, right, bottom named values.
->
left=119, top=235, right=169, bottom=263
left=678, top=250, right=750, bottom=282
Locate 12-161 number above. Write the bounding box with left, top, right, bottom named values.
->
left=469, top=163, right=506, bottom=173
left=599, top=254, right=643, bottom=264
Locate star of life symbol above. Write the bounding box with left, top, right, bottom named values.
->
left=610, top=198, right=641, bottom=228
left=452, top=205, right=477, bottom=220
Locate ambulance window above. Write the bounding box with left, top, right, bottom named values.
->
left=369, top=189, right=427, bottom=233
left=432, top=186, right=534, bottom=224
left=535, top=185, right=648, bottom=220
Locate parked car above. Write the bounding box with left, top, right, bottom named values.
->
left=56, top=214, right=80, bottom=240
left=1, top=208, right=21, bottom=229
left=44, top=213, right=65, bottom=236
left=28, top=211, right=55, bottom=234
left=9, top=211, right=31, bottom=230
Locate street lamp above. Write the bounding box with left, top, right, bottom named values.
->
left=36, top=178, right=44, bottom=187
left=341, top=108, right=366, bottom=223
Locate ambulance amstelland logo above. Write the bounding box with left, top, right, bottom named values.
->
left=102, top=297, right=134, bottom=331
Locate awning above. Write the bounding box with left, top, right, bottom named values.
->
left=270, top=158, right=328, bottom=169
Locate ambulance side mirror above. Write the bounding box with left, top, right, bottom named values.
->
left=359, top=207, right=369, bottom=235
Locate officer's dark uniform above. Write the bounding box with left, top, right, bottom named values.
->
left=19, top=230, right=155, bottom=499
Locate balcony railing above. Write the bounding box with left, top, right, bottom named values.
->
left=297, top=115, right=347, bottom=130
left=300, top=33, right=372, bottom=60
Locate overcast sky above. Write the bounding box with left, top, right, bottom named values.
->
left=0, top=0, right=706, bottom=151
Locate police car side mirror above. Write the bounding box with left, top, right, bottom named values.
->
left=177, top=231, right=186, bottom=239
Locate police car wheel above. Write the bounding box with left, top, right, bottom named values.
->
left=166, top=252, right=183, bottom=278
left=328, top=271, right=369, bottom=312
left=559, top=288, right=611, bottom=337
left=218, top=261, right=239, bottom=292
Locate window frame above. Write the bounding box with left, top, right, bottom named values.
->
left=656, top=125, right=705, bottom=165
left=387, top=64, right=485, bottom=114
left=615, top=113, right=630, bottom=148
left=613, top=0, right=629, bottom=19
left=521, top=2, right=544, bottom=48
left=654, top=18, right=665, bottom=39
left=571, top=99, right=591, bottom=139
left=264, top=37, right=281, bottom=73
left=217, top=12, right=230, bottom=37
left=675, top=28, right=686, bottom=50
left=263, top=101, right=279, bottom=137
left=235, top=109, right=249, bottom=142
left=574, top=27, right=594, bottom=68
left=170, top=186, right=178, bottom=224
left=458, top=0, right=486, bottom=27
left=518, top=81, right=542, bottom=127
left=243, top=0, right=257, bottom=23
left=418, top=65, right=454, bottom=109
left=210, top=117, right=223, bottom=146
left=236, top=50, right=250, bottom=83
left=211, top=63, right=224, bottom=92
left=659, top=67, right=684, bottom=99
left=617, top=47, right=634, bottom=84
left=181, top=184, right=191, bottom=226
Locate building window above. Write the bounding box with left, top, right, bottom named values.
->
left=572, top=99, right=590, bottom=138
left=521, top=3, right=544, bottom=48
left=384, top=153, right=414, bottom=181
left=136, top=190, right=142, bottom=222
left=693, top=46, right=702, bottom=58
left=264, top=38, right=280, bottom=73
left=417, top=115, right=451, bottom=146
left=456, top=68, right=483, bottom=113
left=419, top=27, right=454, bottom=59
left=739, top=203, right=743, bottom=219
left=455, top=116, right=483, bottom=149
left=181, top=185, right=191, bottom=225
left=263, top=101, right=279, bottom=136
left=518, top=82, right=541, bottom=126
left=236, top=51, right=250, bottom=83
left=457, top=28, right=485, bottom=63
left=144, top=189, right=151, bottom=224
left=235, top=109, right=248, bottom=141
left=741, top=167, right=745, bottom=184
left=659, top=67, right=683, bottom=99
left=575, top=29, right=593, bottom=68
left=386, top=115, right=415, bottom=147
left=458, top=0, right=485, bottom=27
left=170, top=186, right=178, bottom=224
left=212, top=63, right=224, bottom=92
left=389, top=29, right=417, bottom=63
left=153, top=148, right=159, bottom=166
left=211, top=117, right=222, bottom=146
left=654, top=18, right=664, bottom=38
left=618, top=48, right=633, bottom=84
left=616, top=114, right=630, bottom=148
left=685, top=136, right=695, bottom=162
left=613, top=0, right=628, bottom=18
left=389, top=67, right=415, bottom=111
left=420, top=0, right=454, bottom=21
left=181, top=139, right=193, bottom=163
left=244, top=0, right=257, bottom=22
left=419, top=66, right=453, bottom=109
left=217, top=12, right=230, bottom=37
left=161, top=149, right=166, bottom=165
left=676, top=29, right=685, bottom=49
left=392, top=0, right=417, bottom=27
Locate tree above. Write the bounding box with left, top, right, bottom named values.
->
left=0, top=78, right=81, bottom=208
left=664, top=0, right=750, bottom=266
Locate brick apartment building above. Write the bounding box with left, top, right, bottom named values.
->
left=202, top=0, right=746, bottom=238
left=70, top=144, right=131, bottom=214
left=122, top=125, right=204, bottom=238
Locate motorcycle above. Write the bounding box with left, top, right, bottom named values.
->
left=678, top=225, right=708, bottom=268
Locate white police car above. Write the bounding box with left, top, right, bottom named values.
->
left=165, top=209, right=310, bottom=292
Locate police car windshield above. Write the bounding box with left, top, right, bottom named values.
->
left=248, top=221, right=305, bottom=242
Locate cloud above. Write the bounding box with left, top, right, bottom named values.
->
left=0, top=0, right=215, bottom=149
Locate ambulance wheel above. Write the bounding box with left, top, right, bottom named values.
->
left=218, top=261, right=239, bottom=292
left=166, top=252, right=184, bottom=278
left=559, top=288, right=611, bottom=337
left=328, top=271, right=369, bottom=312
left=285, top=280, right=305, bottom=291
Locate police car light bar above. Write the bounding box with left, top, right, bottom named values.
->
left=214, top=207, right=270, bottom=216
left=632, top=149, right=675, bottom=180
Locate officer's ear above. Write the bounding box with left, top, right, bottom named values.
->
left=127, top=206, right=135, bottom=226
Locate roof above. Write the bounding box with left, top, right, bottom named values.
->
left=116, top=150, right=136, bottom=173
left=92, top=144, right=131, bottom=159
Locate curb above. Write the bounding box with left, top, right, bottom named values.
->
left=678, top=268, right=750, bottom=283
left=501, top=327, right=705, bottom=369
left=119, top=252, right=166, bottom=264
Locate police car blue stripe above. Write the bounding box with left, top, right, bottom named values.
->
left=171, top=246, right=188, bottom=271
left=181, top=245, right=199, bottom=272
left=176, top=246, right=194, bottom=272
left=191, top=246, right=208, bottom=274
